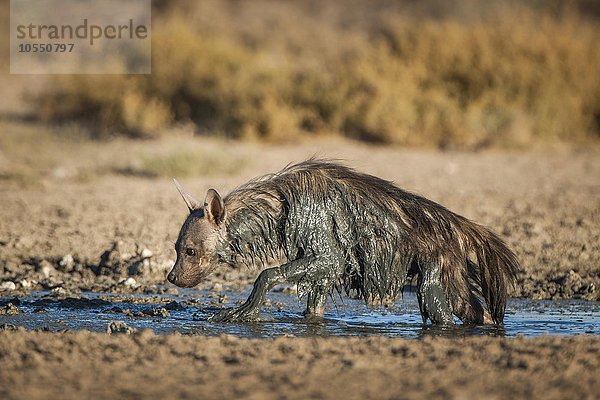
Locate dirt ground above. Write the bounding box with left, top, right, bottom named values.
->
left=0, top=330, right=598, bottom=400
left=1, top=120, right=599, bottom=399
left=0, top=122, right=598, bottom=299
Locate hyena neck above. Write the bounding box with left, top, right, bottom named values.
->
left=215, top=193, right=285, bottom=268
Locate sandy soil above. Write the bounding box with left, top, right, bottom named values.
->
left=0, top=330, right=598, bottom=400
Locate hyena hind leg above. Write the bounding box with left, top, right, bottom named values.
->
left=450, top=292, right=489, bottom=325
left=450, top=260, right=493, bottom=325
left=416, top=262, right=454, bottom=325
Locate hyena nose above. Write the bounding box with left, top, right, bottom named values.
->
left=167, top=271, right=178, bottom=284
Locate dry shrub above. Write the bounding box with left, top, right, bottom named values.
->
left=34, top=1, right=600, bottom=148
left=339, top=10, right=600, bottom=147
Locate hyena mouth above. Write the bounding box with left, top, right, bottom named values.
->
left=167, top=273, right=201, bottom=288
left=167, top=267, right=215, bottom=288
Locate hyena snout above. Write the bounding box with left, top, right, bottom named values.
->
left=166, top=261, right=209, bottom=288
left=166, top=262, right=189, bottom=287
left=166, top=270, right=179, bottom=285
left=167, top=268, right=196, bottom=287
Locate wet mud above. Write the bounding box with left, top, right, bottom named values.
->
left=0, top=329, right=598, bottom=400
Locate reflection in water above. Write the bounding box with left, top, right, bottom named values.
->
left=1, top=288, right=598, bottom=338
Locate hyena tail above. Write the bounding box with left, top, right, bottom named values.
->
left=443, top=222, right=520, bottom=325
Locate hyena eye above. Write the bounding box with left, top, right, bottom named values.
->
left=185, top=248, right=196, bottom=256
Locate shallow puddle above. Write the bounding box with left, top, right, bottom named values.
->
left=1, top=288, right=598, bottom=338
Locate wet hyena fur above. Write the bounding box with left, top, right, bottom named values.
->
left=168, top=159, right=519, bottom=325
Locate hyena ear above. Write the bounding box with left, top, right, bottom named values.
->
left=204, top=188, right=225, bottom=225
left=173, top=179, right=202, bottom=213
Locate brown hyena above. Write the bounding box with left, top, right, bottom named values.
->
left=168, top=159, right=519, bottom=325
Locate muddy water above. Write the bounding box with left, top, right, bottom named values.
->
left=1, top=288, right=598, bottom=338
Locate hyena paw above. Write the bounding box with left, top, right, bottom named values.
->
left=210, top=305, right=260, bottom=322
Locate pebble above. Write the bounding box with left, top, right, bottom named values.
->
left=51, top=287, right=68, bottom=296
left=141, top=307, right=170, bottom=318
left=59, top=254, right=74, bottom=268
left=140, top=248, right=153, bottom=259
left=0, top=303, right=21, bottom=315
left=120, top=277, right=139, bottom=288
left=40, top=260, right=56, bottom=278
left=0, top=281, right=16, bottom=291
left=106, top=321, right=137, bottom=335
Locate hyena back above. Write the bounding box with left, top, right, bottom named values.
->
left=168, top=159, right=519, bottom=325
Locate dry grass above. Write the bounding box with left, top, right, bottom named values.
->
left=0, top=120, right=250, bottom=185
left=32, top=0, right=600, bottom=148
left=119, top=149, right=249, bottom=178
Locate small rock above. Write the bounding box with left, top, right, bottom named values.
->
left=0, top=281, right=16, bottom=291
left=39, top=260, right=56, bottom=278
left=140, top=248, right=153, bottom=259
left=106, top=321, right=137, bottom=334
left=122, top=309, right=135, bottom=317
left=20, top=279, right=31, bottom=289
left=141, top=307, right=170, bottom=318
left=0, top=303, right=21, bottom=315
left=211, top=282, right=223, bottom=292
left=51, top=287, right=68, bottom=296
left=59, top=254, right=74, bottom=269
left=120, top=277, right=138, bottom=288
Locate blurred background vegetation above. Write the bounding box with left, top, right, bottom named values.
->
left=4, top=0, right=600, bottom=149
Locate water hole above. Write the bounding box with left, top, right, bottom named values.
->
left=1, top=288, right=598, bottom=338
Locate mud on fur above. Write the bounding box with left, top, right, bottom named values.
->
left=168, top=159, right=519, bottom=325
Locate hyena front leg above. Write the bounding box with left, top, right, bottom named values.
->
left=211, top=266, right=285, bottom=322
left=304, top=284, right=329, bottom=318
left=212, top=256, right=332, bottom=322
left=416, top=261, right=454, bottom=325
